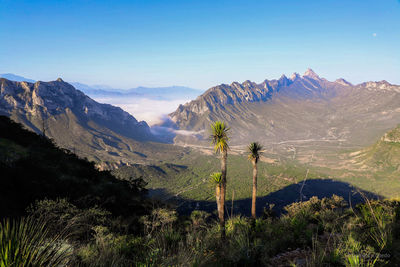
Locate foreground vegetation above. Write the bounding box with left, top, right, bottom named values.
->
left=2, top=196, right=400, bottom=266
left=2, top=116, right=400, bottom=266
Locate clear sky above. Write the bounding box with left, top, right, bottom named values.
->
left=1, top=0, right=399, bottom=89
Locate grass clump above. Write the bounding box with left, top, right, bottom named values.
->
left=0, top=216, right=71, bottom=267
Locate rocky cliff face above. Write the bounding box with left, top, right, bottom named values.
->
left=169, top=69, right=400, bottom=147
left=0, top=78, right=165, bottom=167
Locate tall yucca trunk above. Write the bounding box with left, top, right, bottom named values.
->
left=251, top=159, right=257, bottom=219
left=220, top=149, right=227, bottom=239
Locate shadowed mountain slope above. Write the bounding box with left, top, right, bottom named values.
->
left=0, top=116, right=148, bottom=218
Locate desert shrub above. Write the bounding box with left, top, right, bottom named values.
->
left=27, top=198, right=111, bottom=242
left=225, top=215, right=249, bottom=236
left=262, top=203, right=276, bottom=219
left=75, top=226, right=139, bottom=267
left=190, top=210, right=211, bottom=230
left=141, top=208, right=177, bottom=235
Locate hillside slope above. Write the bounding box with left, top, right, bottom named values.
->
left=0, top=116, right=148, bottom=218
left=355, top=125, right=400, bottom=171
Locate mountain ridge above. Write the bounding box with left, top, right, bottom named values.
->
left=169, top=69, right=400, bottom=147
left=0, top=78, right=153, bottom=140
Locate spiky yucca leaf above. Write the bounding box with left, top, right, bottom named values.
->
left=210, top=121, right=230, bottom=154
left=247, top=142, right=263, bottom=163
left=0, top=216, right=71, bottom=267
left=210, top=172, right=223, bottom=185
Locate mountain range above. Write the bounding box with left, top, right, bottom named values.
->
left=2, top=70, right=400, bottom=170
left=169, top=69, right=400, bottom=149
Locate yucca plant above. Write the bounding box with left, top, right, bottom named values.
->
left=247, top=142, right=263, bottom=219
left=0, top=216, right=71, bottom=267
left=210, top=121, right=230, bottom=240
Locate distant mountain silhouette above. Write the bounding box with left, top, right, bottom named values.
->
left=72, top=82, right=203, bottom=101
left=0, top=73, right=35, bottom=83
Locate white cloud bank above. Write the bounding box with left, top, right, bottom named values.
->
left=174, top=129, right=205, bottom=136
left=93, top=96, right=191, bottom=126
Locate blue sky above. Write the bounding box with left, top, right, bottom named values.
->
left=0, top=0, right=399, bottom=89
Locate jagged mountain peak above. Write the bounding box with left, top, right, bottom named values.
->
left=290, top=72, right=300, bottom=80
left=335, top=78, right=352, bottom=86
left=303, top=68, right=321, bottom=80
left=279, top=74, right=288, bottom=80
left=242, top=80, right=256, bottom=87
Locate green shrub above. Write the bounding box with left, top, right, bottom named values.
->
left=75, top=226, right=136, bottom=267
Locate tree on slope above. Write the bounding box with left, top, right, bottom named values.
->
left=210, top=121, right=230, bottom=239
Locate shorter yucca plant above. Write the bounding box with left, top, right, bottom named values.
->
left=0, top=216, right=71, bottom=267
left=210, top=172, right=224, bottom=234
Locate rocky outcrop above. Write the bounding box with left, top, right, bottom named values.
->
left=356, top=80, right=400, bottom=92
left=382, top=127, right=400, bottom=143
